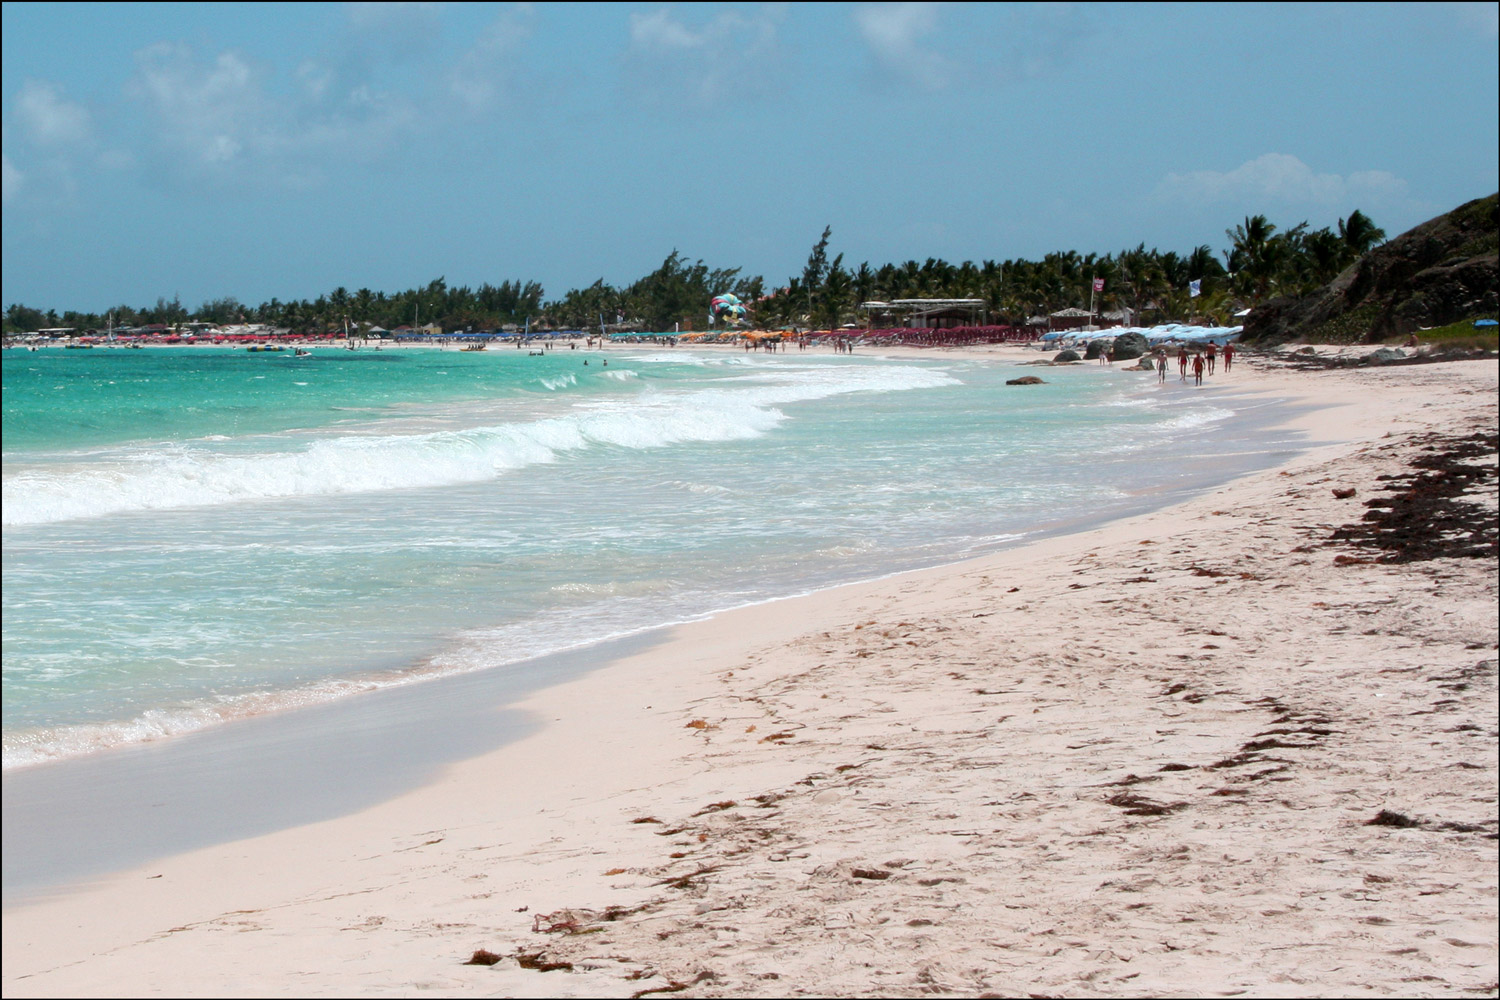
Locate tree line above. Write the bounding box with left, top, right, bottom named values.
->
left=3, top=210, right=1383, bottom=335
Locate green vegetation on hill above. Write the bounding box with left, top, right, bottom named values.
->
left=1244, top=194, right=1499, bottom=345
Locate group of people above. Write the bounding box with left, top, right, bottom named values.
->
left=1155, top=342, right=1234, bottom=385
left=740, top=336, right=855, bottom=353
left=745, top=337, right=789, bottom=352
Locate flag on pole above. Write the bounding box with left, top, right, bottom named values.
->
left=1189, top=279, right=1202, bottom=298
left=1092, top=277, right=1105, bottom=293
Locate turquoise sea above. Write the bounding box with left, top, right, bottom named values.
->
left=2, top=343, right=1292, bottom=769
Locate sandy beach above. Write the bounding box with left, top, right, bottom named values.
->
left=3, top=346, right=1496, bottom=998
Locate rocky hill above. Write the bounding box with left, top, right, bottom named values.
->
left=1244, top=193, right=1498, bottom=344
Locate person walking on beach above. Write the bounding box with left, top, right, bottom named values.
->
left=1206, top=342, right=1217, bottom=375
left=1223, top=342, right=1235, bottom=372
left=1156, top=350, right=1167, bottom=383
left=1192, top=352, right=1205, bottom=386
left=1178, top=346, right=1189, bottom=381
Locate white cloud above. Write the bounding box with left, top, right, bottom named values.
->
left=1443, top=1, right=1499, bottom=37
left=1, top=153, right=22, bottom=204
left=126, top=41, right=416, bottom=185
left=346, top=1, right=446, bottom=33
left=625, top=6, right=783, bottom=107
left=296, top=59, right=335, bottom=101
left=448, top=5, right=534, bottom=112
left=342, top=0, right=447, bottom=72
left=852, top=2, right=1091, bottom=92
left=1156, top=153, right=1408, bottom=207
left=631, top=8, right=707, bottom=50
left=853, top=2, right=951, bottom=90
left=130, top=43, right=269, bottom=168
left=15, top=80, right=92, bottom=146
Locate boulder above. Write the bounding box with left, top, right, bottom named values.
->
left=1083, top=338, right=1112, bottom=360
left=1006, top=376, right=1047, bottom=385
left=1364, top=347, right=1407, bottom=364
left=1053, top=349, right=1082, bottom=363
left=1111, top=331, right=1149, bottom=360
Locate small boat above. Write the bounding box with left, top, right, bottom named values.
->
left=462, top=343, right=486, bottom=352
left=247, top=344, right=285, bottom=352
left=65, top=342, right=94, bottom=349
left=294, top=348, right=312, bottom=358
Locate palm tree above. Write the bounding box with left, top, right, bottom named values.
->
left=1227, top=214, right=1302, bottom=302
left=821, top=258, right=852, bottom=331
left=1186, top=244, right=1223, bottom=284
left=1227, top=215, right=1275, bottom=294
left=1302, top=228, right=1347, bottom=286
left=1338, top=210, right=1386, bottom=261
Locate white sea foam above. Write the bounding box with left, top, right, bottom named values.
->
left=2, top=364, right=956, bottom=526
left=627, top=353, right=751, bottom=366
left=2, top=668, right=415, bottom=770
left=1, top=595, right=709, bottom=771
left=1155, top=406, right=1235, bottom=431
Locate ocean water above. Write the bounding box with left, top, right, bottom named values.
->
left=2, top=344, right=1291, bottom=770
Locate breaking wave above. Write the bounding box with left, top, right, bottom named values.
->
left=3, top=364, right=957, bottom=525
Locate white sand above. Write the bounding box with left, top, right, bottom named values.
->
left=3, top=348, right=1496, bottom=998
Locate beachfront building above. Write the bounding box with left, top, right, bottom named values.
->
left=859, top=299, right=988, bottom=330
left=1041, top=307, right=1133, bottom=334
left=1046, top=307, right=1093, bottom=333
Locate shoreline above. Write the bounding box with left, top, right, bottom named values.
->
left=1, top=375, right=1302, bottom=889
left=1, top=343, right=1283, bottom=774
left=1, top=365, right=1305, bottom=888
left=3, top=351, right=1495, bottom=997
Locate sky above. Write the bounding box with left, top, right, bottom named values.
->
left=3, top=1, right=1497, bottom=313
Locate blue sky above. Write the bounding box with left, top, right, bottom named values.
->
left=3, top=2, right=1497, bottom=312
